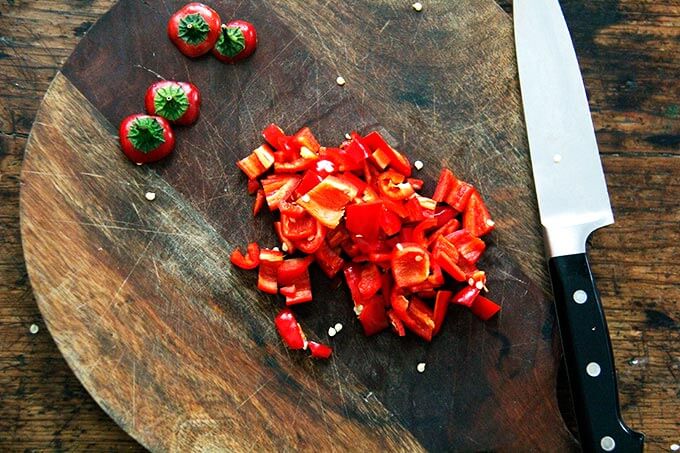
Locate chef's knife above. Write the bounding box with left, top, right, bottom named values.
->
left=514, top=1, right=644, bottom=451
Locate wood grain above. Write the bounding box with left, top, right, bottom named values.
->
left=1, top=0, right=678, bottom=451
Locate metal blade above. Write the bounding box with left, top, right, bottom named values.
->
left=514, top=0, right=613, bottom=257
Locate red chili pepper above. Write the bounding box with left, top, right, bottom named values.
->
left=237, top=144, right=275, bottom=180
left=168, top=3, right=221, bottom=58
left=391, top=243, right=430, bottom=288
left=387, top=309, right=406, bottom=336
left=230, top=242, right=260, bottom=270
left=358, top=263, right=382, bottom=298
left=274, top=308, right=306, bottom=350
left=280, top=269, right=313, bottom=305
left=432, top=236, right=467, bottom=282
left=405, top=196, right=426, bottom=222
left=273, top=221, right=295, bottom=254
left=390, top=291, right=433, bottom=341
left=345, top=201, right=382, bottom=240
left=247, top=179, right=260, bottom=194
left=257, top=248, right=283, bottom=294
left=144, top=80, right=201, bottom=126
left=326, top=226, right=350, bottom=248
left=470, top=295, right=501, bottom=321
left=274, top=157, right=317, bottom=173
left=378, top=207, right=402, bottom=236
left=296, top=176, right=358, bottom=228
left=281, top=211, right=316, bottom=240
left=362, top=131, right=411, bottom=176
left=261, top=174, right=301, bottom=211
left=413, top=217, right=438, bottom=246
left=253, top=189, right=265, bottom=216
left=314, top=241, right=345, bottom=278
left=262, top=123, right=287, bottom=149
left=446, top=229, right=486, bottom=265
left=292, top=219, right=326, bottom=254
left=358, top=297, right=389, bottom=336
left=119, top=114, right=175, bottom=164
left=463, top=190, right=495, bottom=237
left=451, top=285, right=481, bottom=307
left=433, top=290, right=452, bottom=334
left=433, top=205, right=456, bottom=226
left=277, top=256, right=314, bottom=286
left=212, top=20, right=257, bottom=63
left=377, top=169, right=415, bottom=201
left=308, top=341, right=333, bottom=359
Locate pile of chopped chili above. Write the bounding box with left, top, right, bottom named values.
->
left=232, top=124, right=501, bottom=358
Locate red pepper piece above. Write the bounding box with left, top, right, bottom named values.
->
left=428, top=263, right=445, bottom=286
left=296, top=176, right=358, bottom=228
left=409, top=297, right=436, bottom=331
left=379, top=207, right=402, bottom=236
left=262, top=123, right=286, bottom=149
left=405, top=196, right=426, bottom=222
left=261, top=174, right=301, bottom=211
left=432, top=168, right=454, bottom=202
left=308, top=341, right=333, bottom=359
left=433, top=205, right=456, bottom=226
left=277, top=256, right=314, bottom=286
left=432, top=168, right=475, bottom=211
left=362, top=131, right=411, bottom=176
left=387, top=309, right=406, bottom=336
left=470, top=295, right=501, bottom=321
left=377, top=169, right=415, bottom=201
left=279, top=201, right=306, bottom=218
left=343, top=263, right=364, bottom=305
left=407, top=178, right=424, bottom=191
left=413, top=218, right=438, bottom=246
left=326, top=226, right=350, bottom=248
left=463, top=190, right=495, bottom=237
left=281, top=211, right=316, bottom=240
left=257, top=248, right=283, bottom=294
left=339, top=172, right=367, bottom=196
left=381, top=197, right=409, bottom=218
left=451, top=285, right=481, bottom=307
left=369, top=252, right=392, bottom=264
left=432, top=236, right=467, bottom=282
left=446, top=229, right=486, bottom=265
left=398, top=226, right=414, bottom=244
left=230, top=242, right=260, bottom=270
left=427, top=218, right=461, bottom=247
left=274, top=157, right=317, bottom=173
left=390, top=291, right=433, bottom=341
left=237, top=144, right=275, bottom=180
left=358, top=297, right=389, bottom=336
left=247, top=179, right=260, bottom=195
left=391, top=243, right=430, bottom=288
left=358, top=263, right=382, bottom=298
left=433, top=290, right=452, bottom=335
left=280, top=269, right=313, bottom=305
left=274, top=308, right=306, bottom=350
left=314, top=241, right=345, bottom=278
left=370, top=147, right=391, bottom=169
left=468, top=270, right=487, bottom=288
left=292, top=219, right=326, bottom=254
left=273, top=221, right=296, bottom=254
left=294, top=170, right=324, bottom=198
left=345, top=201, right=383, bottom=240
left=294, top=127, right=322, bottom=154
left=251, top=189, right=265, bottom=216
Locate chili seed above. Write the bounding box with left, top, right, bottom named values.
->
left=29, top=324, right=39, bottom=334
left=328, top=327, right=337, bottom=337
left=145, top=191, right=156, bottom=201
left=412, top=2, right=423, bottom=12
left=417, top=362, right=426, bottom=373
left=334, top=323, right=343, bottom=332
left=414, top=160, right=424, bottom=170
left=336, top=76, right=346, bottom=86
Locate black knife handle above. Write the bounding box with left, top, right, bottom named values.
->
left=549, top=253, right=644, bottom=453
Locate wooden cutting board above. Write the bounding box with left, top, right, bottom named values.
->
left=20, top=0, right=578, bottom=450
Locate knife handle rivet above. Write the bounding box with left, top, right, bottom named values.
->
left=600, top=436, right=616, bottom=451
left=553, top=153, right=562, bottom=163
left=573, top=289, right=588, bottom=304
left=586, top=362, right=601, bottom=377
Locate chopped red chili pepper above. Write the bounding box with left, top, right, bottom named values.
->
left=253, top=189, right=265, bottom=216
left=274, top=308, right=306, bottom=350
left=234, top=125, right=500, bottom=352
left=230, top=242, right=260, bottom=270
left=470, top=295, right=501, bottom=321
left=308, top=341, right=333, bottom=359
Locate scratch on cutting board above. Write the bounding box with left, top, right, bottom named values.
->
left=236, top=376, right=276, bottom=410
left=132, top=360, right=137, bottom=429
left=112, top=234, right=157, bottom=305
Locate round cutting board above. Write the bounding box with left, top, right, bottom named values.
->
left=20, top=0, right=578, bottom=450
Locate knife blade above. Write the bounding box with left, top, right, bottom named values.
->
left=514, top=1, right=644, bottom=452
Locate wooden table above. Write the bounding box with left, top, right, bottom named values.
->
left=1, top=0, right=677, bottom=451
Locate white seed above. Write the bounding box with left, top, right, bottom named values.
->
left=29, top=324, right=39, bottom=334
left=396, top=243, right=404, bottom=251
left=301, top=194, right=311, bottom=203
left=272, top=247, right=280, bottom=252
left=345, top=133, right=352, bottom=140
left=486, top=219, right=495, bottom=227
left=414, top=255, right=423, bottom=262
left=416, top=362, right=426, bottom=373
left=475, top=281, right=484, bottom=290
left=468, top=278, right=475, bottom=286
left=354, top=305, right=364, bottom=316
left=336, top=76, right=346, bottom=86
left=355, top=234, right=364, bottom=238
left=281, top=243, right=289, bottom=252
left=334, top=323, right=343, bottom=332
left=414, top=160, right=424, bottom=170
left=670, top=444, right=679, bottom=451
left=144, top=191, right=156, bottom=201
left=553, top=153, right=562, bottom=163
left=412, top=2, right=423, bottom=12
left=307, top=235, right=315, bottom=242
left=328, top=327, right=337, bottom=337
left=136, top=162, right=143, bottom=166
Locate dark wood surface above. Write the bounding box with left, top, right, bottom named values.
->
left=0, top=0, right=677, bottom=451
